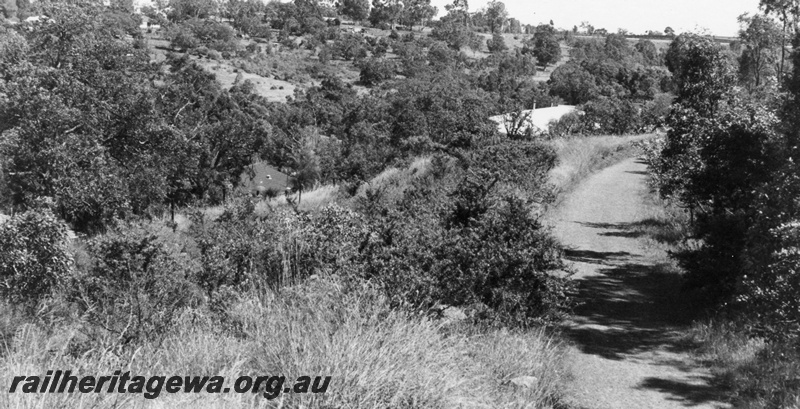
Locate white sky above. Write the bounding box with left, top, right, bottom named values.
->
left=429, top=0, right=763, bottom=37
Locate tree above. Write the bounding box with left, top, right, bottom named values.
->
left=400, top=0, right=437, bottom=31
left=226, top=0, right=272, bottom=38
left=738, top=13, right=782, bottom=89
left=431, top=19, right=475, bottom=50
left=525, top=24, right=561, bottom=67
left=339, top=0, right=370, bottom=22
left=359, top=57, right=396, bottom=86
left=548, top=62, right=599, bottom=104
left=443, top=0, right=469, bottom=26
left=665, top=33, right=735, bottom=116
left=486, top=32, right=507, bottom=53
left=635, top=39, right=659, bottom=65
left=0, top=209, right=72, bottom=306
left=0, top=4, right=267, bottom=230
left=484, top=0, right=507, bottom=33
left=664, top=26, right=675, bottom=36
left=580, top=21, right=594, bottom=35
left=760, top=0, right=800, bottom=78
left=167, top=0, right=218, bottom=21
left=369, top=0, right=403, bottom=28
left=604, top=33, right=632, bottom=60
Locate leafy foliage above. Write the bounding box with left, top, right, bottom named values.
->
left=356, top=143, right=572, bottom=325
left=525, top=24, right=561, bottom=67
left=358, top=57, right=396, bottom=86
left=486, top=32, right=507, bottom=53
left=0, top=209, right=72, bottom=306
left=73, top=222, right=201, bottom=345
left=431, top=19, right=479, bottom=50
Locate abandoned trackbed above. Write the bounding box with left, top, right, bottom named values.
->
left=551, top=157, right=730, bottom=409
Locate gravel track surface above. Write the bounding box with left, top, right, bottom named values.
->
left=551, top=157, right=730, bottom=409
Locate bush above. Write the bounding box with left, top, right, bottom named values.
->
left=487, top=32, right=507, bottom=53
left=357, top=143, right=572, bottom=325
left=358, top=57, right=395, bottom=86
left=167, top=23, right=201, bottom=50
left=331, top=32, right=367, bottom=61
left=318, top=46, right=332, bottom=63
left=245, top=42, right=261, bottom=55
left=547, top=111, right=586, bottom=137
left=73, top=221, right=201, bottom=346
left=0, top=209, right=72, bottom=306
left=581, top=96, right=643, bottom=135
left=431, top=20, right=476, bottom=50
left=168, top=18, right=238, bottom=52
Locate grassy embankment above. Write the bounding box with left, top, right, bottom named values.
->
left=0, top=134, right=661, bottom=408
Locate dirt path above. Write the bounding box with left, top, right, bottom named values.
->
left=551, top=157, right=730, bottom=409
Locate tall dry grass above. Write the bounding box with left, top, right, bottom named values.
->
left=271, top=184, right=339, bottom=211
left=353, top=156, right=432, bottom=202
left=0, top=276, right=569, bottom=409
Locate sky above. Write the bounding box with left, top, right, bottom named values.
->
left=428, top=0, right=763, bottom=37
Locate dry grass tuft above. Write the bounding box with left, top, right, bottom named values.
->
left=0, top=276, right=569, bottom=408
left=272, top=184, right=340, bottom=211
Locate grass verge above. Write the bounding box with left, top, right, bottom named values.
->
left=0, top=276, right=569, bottom=409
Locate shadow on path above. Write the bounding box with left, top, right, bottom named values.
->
left=563, top=219, right=729, bottom=406
left=639, top=377, right=728, bottom=407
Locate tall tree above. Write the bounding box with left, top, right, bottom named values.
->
left=339, top=0, right=369, bottom=22
left=665, top=33, right=735, bottom=116
left=738, top=13, right=782, bottom=89
left=401, top=0, right=437, bottom=31
left=525, top=24, right=561, bottom=67
left=431, top=19, right=475, bottom=50
left=484, top=0, right=507, bottom=33
left=759, top=0, right=799, bottom=77
left=369, top=0, right=403, bottom=28
left=444, top=0, right=469, bottom=26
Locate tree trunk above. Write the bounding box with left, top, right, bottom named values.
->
left=782, top=10, right=787, bottom=80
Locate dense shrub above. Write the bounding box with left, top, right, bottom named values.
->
left=358, top=57, right=396, bottom=86
left=487, top=32, right=507, bottom=53
left=0, top=209, right=72, bottom=306
left=547, top=111, right=586, bottom=137
left=73, top=222, right=201, bottom=345
left=168, top=0, right=218, bottom=22
left=167, top=23, right=201, bottom=50
left=431, top=20, right=477, bottom=50
left=581, top=96, right=643, bottom=135
left=356, top=143, right=572, bottom=325
left=331, top=32, right=367, bottom=61
left=168, top=18, right=238, bottom=52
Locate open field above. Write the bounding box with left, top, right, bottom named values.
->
left=198, top=59, right=297, bottom=102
